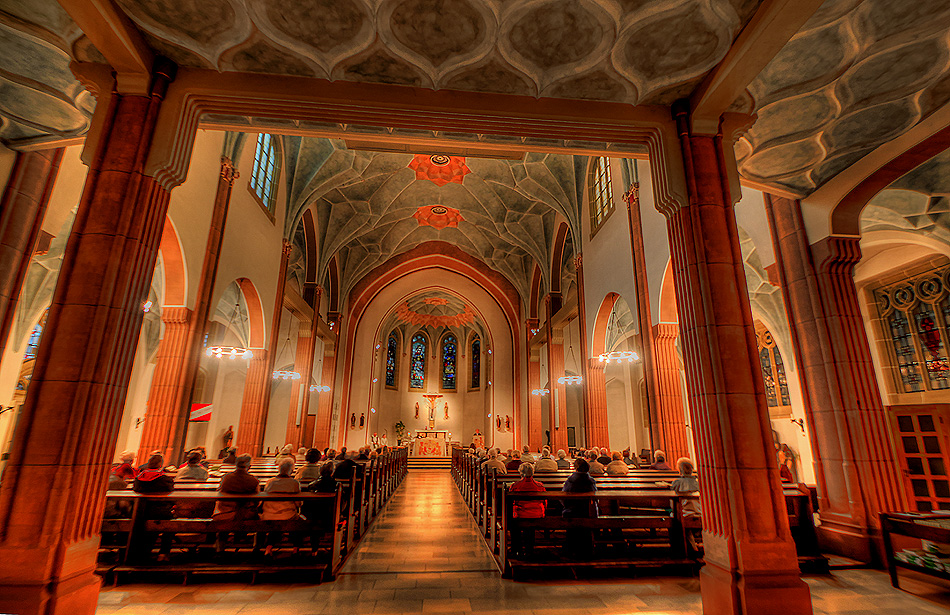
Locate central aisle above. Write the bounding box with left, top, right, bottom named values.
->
left=339, top=470, right=497, bottom=574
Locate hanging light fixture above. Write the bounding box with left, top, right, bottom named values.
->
left=272, top=330, right=301, bottom=380
left=310, top=384, right=331, bottom=393
left=531, top=388, right=550, bottom=396
left=207, top=301, right=253, bottom=360
left=597, top=300, right=640, bottom=364
left=559, top=343, right=582, bottom=385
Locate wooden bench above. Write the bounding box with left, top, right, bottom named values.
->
left=881, top=512, right=950, bottom=589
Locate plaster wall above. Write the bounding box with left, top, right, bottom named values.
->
left=638, top=160, right=673, bottom=326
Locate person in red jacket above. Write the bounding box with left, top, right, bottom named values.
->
left=508, top=462, right=546, bottom=557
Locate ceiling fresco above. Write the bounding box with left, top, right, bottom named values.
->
left=737, top=0, right=950, bottom=195
left=281, top=138, right=582, bottom=303
left=380, top=290, right=488, bottom=345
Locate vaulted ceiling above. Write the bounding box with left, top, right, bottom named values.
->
left=282, top=138, right=581, bottom=303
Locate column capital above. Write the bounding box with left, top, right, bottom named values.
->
left=574, top=253, right=583, bottom=270
left=811, top=235, right=862, bottom=276
left=220, top=156, right=239, bottom=184
left=623, top=182, right=640, bottom=207
left=281, top=238, right=293, bottom=257
left=160, top=305, right=192, bottom=325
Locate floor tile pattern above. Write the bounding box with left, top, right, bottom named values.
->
left=97, top=471, right=950, bottom=614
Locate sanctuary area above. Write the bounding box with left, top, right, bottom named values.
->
left=0, top=1, right=949, bottom=615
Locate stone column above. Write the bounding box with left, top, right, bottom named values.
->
left=765, top=194, right=906, bottom=562
left=665, top=104, right=812, bottom=615
left=0, top=148, right=64, bottom=358
left=526, top=319, right=543, bottom=448
left=651, top=323, right=690, bottom=463
left=575, top=254, right=609, bottom=447
left=0, top=61, right=178, bottom=615
left=283, top=325, right=316, bottom=449
left=295, top=287, right=322, bottom=448
left=137, top=306, right=192, bottom=460
left=544, top=296, right=568, bottom=451
left=137, top=156, right=238, bottom=462
left=236, top=350, right=269, bottom=456
left=312, top=338, right=337, bottom=449
left=237, top=240, right=291, bottom=456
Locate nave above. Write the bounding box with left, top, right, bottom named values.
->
left=95, top=471, right=948, bottom=615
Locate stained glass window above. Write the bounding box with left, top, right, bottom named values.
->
left=759, top=347, right=777, bottom=407
left=888, top=309, right=924, bottom=392
left=441, top=334, right=457, bottom=390
left=914, top=304, right=950, bottom=390
left=250, top=133, right=279, bottom=211
left=773, top=346, right=791, bottom=406
left=385, top=331, right=398, bottom=388
left=409, top=333, right=427, bottom=389
left=589, top=156, right=614, bottom=230
left=471, top=336, right=480, bottom=389
left=23, top=322, right=43, bottom=361
left=755, top=322, right=792, bottom=412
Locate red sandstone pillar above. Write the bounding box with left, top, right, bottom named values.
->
left=0, top=148, right=64, bottom=358
left=295, top=288, right=322, bottom=448
left=651, top=323, right=690, bottom=463
left=237, top=240, right=291, bottom=456
left=526, top=319, right=543, bottom=448
left=765, top=194, right=906, bottom=562
left=137, top=306, right=192, bottom=459
left=575, top=254, right=609, bottom=447
left=236, top=350, right=269, bottom=455
left=283, top=322, right=317, bottom=448
left=137, top=156, right=238, bottom=462
left=545, top=296, right=569, bottom=451
left=666, top=104, right=812, bottom=615
left=0, top=61, right=177, bottom=615
left=312, top=336, right=337, bottom=449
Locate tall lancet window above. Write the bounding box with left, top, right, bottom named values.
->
left=589, top=156, right=614, bottom=232
left=250, top=133, right=279, bottom=212
left=409, top=332, right=427, bottom=390
left=385, top=330, right=398, bottom=388
left=441, top=334, right=457, bottom=390
left=470, top=335, right=481, bottom=390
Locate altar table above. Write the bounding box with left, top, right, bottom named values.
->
left=413, top=437, right=447, bottom=457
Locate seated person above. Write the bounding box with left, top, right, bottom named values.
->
left=509, top=462, right=546, bottom=555
left=622, top=448, right=639, bottom=468
left=297, top=447, right=307, bottom=458
left=136, top=449, right=162, bottom=473
left=213, top=454, right=260, bottom=521
left=650, top=450, right=673, bottom=471
left=275, top=443, right=296, bottom=465
left=357, top=447, right=371, bottom=461
left=220, top=447, right=237, bottom=465
left=335, top=447, right=348, bottom=461
left=555, top=449, right=572, bottom=470
left=295, top=448, right=323, bottom=482
left=596, top=448, right=611, bottom=466
left=111, top=451, right=137, bottom=480
left=505, top=450, right=523, bottom=472
left=305, top=462, right=339, bottom=536
left=261, top=458, right=302, bottom=555
left=561, top=458, right=597, bottom=558
left=534, top=449, right=558, bottom=472
left=586, top=450, right=605, bottom=476
left=482, top=451, right=507, bottom=474
left=333, top=451, right=358, bottom=479
left=104, top=472, right=131, bottom=518
left=520, top=445, right=536, bottom=464
left=133, top=453, right=175, bottom=518
left=664, top=457, right=701, bottom=552
left=175, top=451, right=209, bottom=482
left=605, top=451, right=630, bottom=476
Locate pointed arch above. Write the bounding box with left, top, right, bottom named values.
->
left=659, top=260, right=678, bottom=323
left=529, top=264, right=543, bottom=321
left=236, top=278, right=266, bottom=348
left=469, top=332, right=481, bottom=390
left=158, top=218, right=186, bottom=307
left=326, top=256, right=340, bottom=313
left=591, top=292, right=620, bottom=357
left=551, top=222, right=570, bottom=296
left=301, top=208, right=318, bottom=285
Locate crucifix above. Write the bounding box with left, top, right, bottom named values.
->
left=422, top=393, right=443, bottom=430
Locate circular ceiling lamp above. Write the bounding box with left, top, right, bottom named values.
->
left=207, top=301, right=252, bottom=361
left=531, top=388, right=550, bottom=396
left=558, top=375, right=582, bottom=385
left=310, top=384, right=331, bottom=393
left=598, top=350, right=640, bottom=363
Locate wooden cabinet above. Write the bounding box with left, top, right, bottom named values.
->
left=888, top=404, right=950, bottom=512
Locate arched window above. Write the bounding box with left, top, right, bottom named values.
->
left=441, top=334, right=457, bottom=390
left=409, top=332, right=427, bottom=389
left=589, top=156, right=614, bottom=232
left=385, top=330, right=399, bottom=388
left=470, top=335, right=481, bottom=389
left=250, top=133, right=279, bottom=212
left=23, top=309, right=48, bottom=361
left=755, top=322, right=791, bottom=414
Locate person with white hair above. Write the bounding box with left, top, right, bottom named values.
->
left=520, top=445, right=536, bottom=464
left=508, top=462, right=546, bottom=555
left=482, top=450, right=506, bottom=474
left=534, top=448, right=558, bottom=472
left=555, top=449, right=571, bottom=469
left=261, top=457, right=302, bottom=555
left=650, top=450, right=673, bottom=471
left=111, top=450, right=137, bottom=480
left=214, top=454, right=260, bottom=521
left=275, top=443, right=296, bottom=465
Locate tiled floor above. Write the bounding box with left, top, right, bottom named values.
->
left=97, top=471, right=950, bottom=614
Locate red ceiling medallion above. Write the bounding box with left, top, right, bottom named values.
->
left=413, top=204, right=464, bottom=230
left=424, top=297, right=450, bottom=306
left=408, top=154, right=471, bottom=186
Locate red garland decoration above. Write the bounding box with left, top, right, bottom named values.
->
left=408, top=154, right=471, bottom=186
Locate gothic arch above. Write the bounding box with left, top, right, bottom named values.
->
left=236, top=278, right=266, bottom=348
left=158, top=218, right=186, bottom=307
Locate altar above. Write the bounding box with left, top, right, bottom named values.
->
left=413, top=431, right=448, bottom=457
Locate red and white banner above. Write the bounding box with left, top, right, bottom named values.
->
left=189, top=403, right=212, bottom=422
